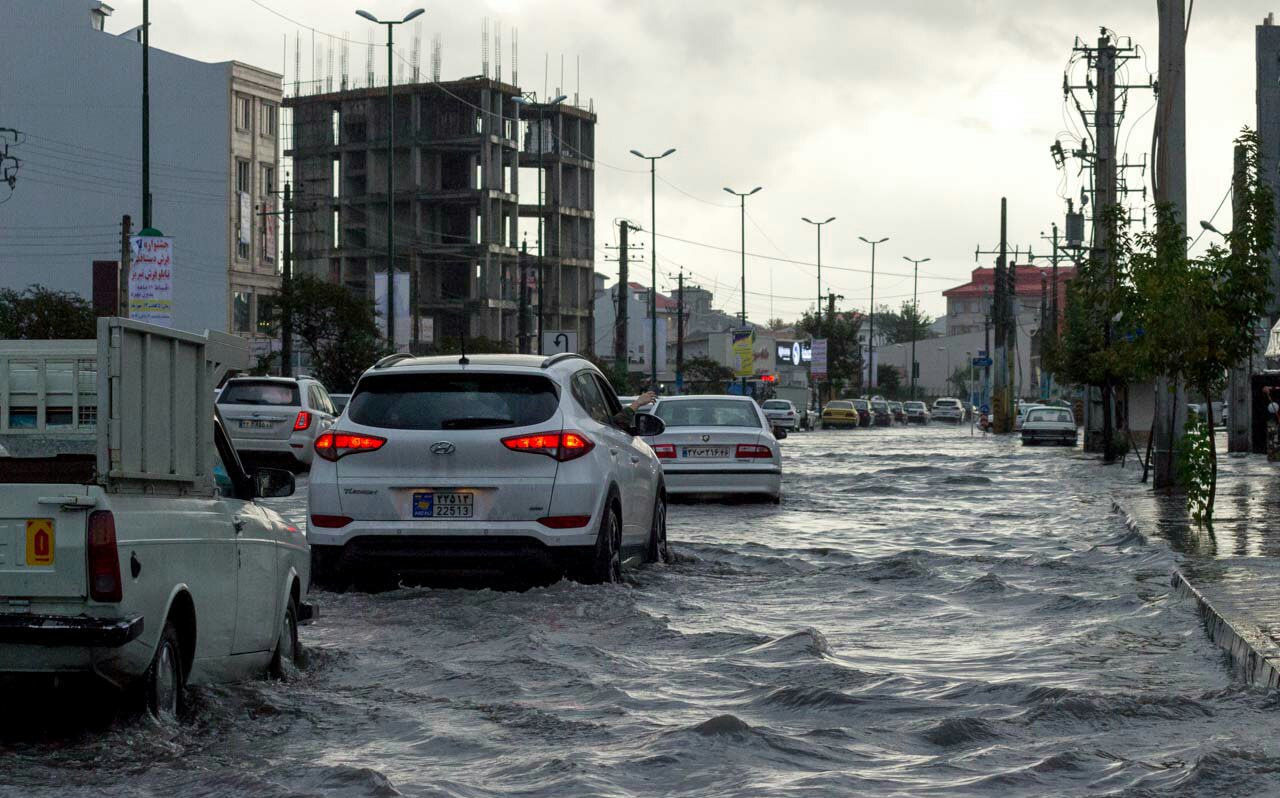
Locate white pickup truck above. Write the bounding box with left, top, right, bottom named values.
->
left=0, top=318, right=314, bottom=719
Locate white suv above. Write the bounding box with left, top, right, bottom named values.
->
left=218, top=376, right=338, bottom=471
left=761, top=399, right=799, bottom=431
left=306, top=353, right=670, bottom=587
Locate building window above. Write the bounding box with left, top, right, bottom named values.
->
left=236, top=159, right=251, bottom=194
left=261, top=165, right=274, bottom=196
left=260, top=103, right=277, bottom=137
left=232, top=291, right=252, bottom=332
left=235, top=95, right=253, bottom=132
left=256, top=295, right=277, bottom=336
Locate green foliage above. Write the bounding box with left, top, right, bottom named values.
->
left=876, top=363, right=902, bottom=396
left=874, top=301, right=937, bottom=345
left=946, top=366, right=971, bottom=398
left=275, top=274, right=389, bottom=392
left=797, top=309, right=864, bottom=396
left=681, top=355, right=734, bottom=394
left=1175, top=412, right=1214, bottom=526
left=0, top=285, right=96, bottom=339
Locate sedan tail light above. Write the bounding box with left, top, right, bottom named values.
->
left=87, top=510, right=122, bottom=603
left=293, top=410, right=312, bottom=431
left=314, top=431, right=386, bottom=461
left=501, top=431, right=595, bottom=462
left=652, top=443, right=677, bottom=460
left=736, top=444, right=773, bottom=459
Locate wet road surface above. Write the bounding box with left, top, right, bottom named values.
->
left=6, top=425, right=1280, bottom=797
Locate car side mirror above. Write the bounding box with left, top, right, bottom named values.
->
left=632, top=412, right=666, bottom=437
left=254, top=467, right=295, bottom=499
left=773, top=426, right=788, bottom=440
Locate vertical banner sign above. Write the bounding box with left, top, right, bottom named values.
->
left=128, top=236, right=174, bottom=326
left=732, top=329, right=755, bottom=378
left=238, top=192, right=251, bottom=245
left=811, top=338, right=828, bottom=380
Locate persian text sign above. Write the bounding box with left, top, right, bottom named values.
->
left=811, top=338, right=828, bottom=379
left=128, top=236, right=174, bottom=326
left=732, top=329, right=755, bottom=378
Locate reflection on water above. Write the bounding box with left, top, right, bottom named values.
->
left=5, top=426, right=1280, bottom=797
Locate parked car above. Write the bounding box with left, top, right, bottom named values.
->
left=762, top=399, right=800, bottom=432
left=1021, top=405, right=1079, bottom=446
left=888, top=401, right=906, bottom=424
left=329, top=392, right=351, bottom=415
left=307, top=353, right=669, bottom=588
left=0, top=319, right=313, bottom=720
left=1014, top=403, right=1045, bottom=431
left=821, top=400, right=859, bottom=429
left=850, top=398, right=873, bottom=427
left=932, top=397, right=965, bottom=423
left=904, top=400, right=930, bottom=424
left=645, top=395, right=782, bottom=502
left=218, top=375, right=338, bottom=472
left=868, top=397, right=892, bottom=426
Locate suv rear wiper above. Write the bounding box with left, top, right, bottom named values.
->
left=441, top=417, right=515, bottom=429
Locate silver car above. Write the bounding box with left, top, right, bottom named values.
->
left=761, top=399, right=799, bottom=431
left=644, top=395, right=782, bottom=502
left=217, top=376, right=338, bottom=471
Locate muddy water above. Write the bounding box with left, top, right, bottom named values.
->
left=5, top=425, right=1280, bottom=797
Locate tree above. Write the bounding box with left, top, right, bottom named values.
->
left=874, top=301, right=937, bottom=345
left=274, top=274, right=388, bottom=392
left=682, top=355, right=734, bottom=394
left=766, top=317, right=788, bottom=331
left=946, top=365, right=971, bottom=398
left=876, top=363, right=902, bottom=396
left=0, top=285, right=96, bottom=339
left=797, top=309, right=864, bottom=397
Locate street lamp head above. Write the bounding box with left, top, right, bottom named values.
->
left=549, top=94, right=568, bottom=104
left=630, top=149, right=644, bottom=158
left=355, top=9, right=379, bottom=22
left=723, top=187, right=734, bottom=195
left=749, top=186, right=762, bottom=195
left=802, top=217, right=814, bottom=224
left=824, top=216, right=836, bottom=224
left=661, top=147, right=676, bottom=158
left=401, top=8, right=425, bottom=22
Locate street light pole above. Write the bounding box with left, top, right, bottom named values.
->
left=725, top=185, right=762, bottom=397
left=631, top=148, right=676, bottom=387
left=859, top=235, right=889, bottom=391
left=902, top=255, right=930, bottom=400
left=802, top=216, right=836, bottom=327
left=356, top=7, right=425, bottom=351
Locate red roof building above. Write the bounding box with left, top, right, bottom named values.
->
left=941, top=264, right=1076, bottom=336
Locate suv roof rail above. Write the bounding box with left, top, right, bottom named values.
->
left=540, top=352, right=589, bottom=369
left=373, top=353, right=416, bottom=369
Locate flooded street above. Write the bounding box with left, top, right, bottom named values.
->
left=7, top=425, right=1280, bottom=797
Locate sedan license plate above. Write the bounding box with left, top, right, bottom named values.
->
left=412, top=491, right=474, bottom=518
left=239, top=419, right=275, bottom=429
left=681, top=446, right=730, bottom=458
left=25, top=519, right=54, bottom=566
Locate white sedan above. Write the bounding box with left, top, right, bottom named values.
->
left=642, top=395, right=782, bottom=502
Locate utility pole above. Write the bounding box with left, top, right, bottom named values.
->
left=281, top=182, right=293, bottom=376
left=1228, top=143, right=1253, bottom=451
left=983, top=311, right=991, bottom=410
left=141, top=0, right=151, bottom=229
left=826, top=292, right=840, bottom=408
left=903, top=255, right=930, bottom=400
left=119, top=214, right=132, bottom=316
left=1093, top=34, right=1118, bottom=458
left=676, top=269, right=685, bottom=393
left=992, top=197, right=1014, bottom=433
left=859, top=235, right=889, bottom=390
left=615, top=221, right=630, bottom=366
left=519, top=238, right=531, bottom=354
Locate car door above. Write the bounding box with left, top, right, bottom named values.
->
left=595, top=374, right=658, bottom=540
left=569, top=371, right=643, bottom=545
left=214, top=428, right=279, bottom=655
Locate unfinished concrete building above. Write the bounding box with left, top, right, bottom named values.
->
left=283, top=78, right=596, bottom=352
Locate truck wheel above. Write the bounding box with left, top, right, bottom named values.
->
left=144, top=620, right=185, bottom=721
left=572, top=501, right=622, bottom=584
left=270, top=596, right=300, bottom=678
left=645, top=491, right=671, bottom=564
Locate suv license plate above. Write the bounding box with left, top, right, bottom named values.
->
left=681, top=446, right=730, bottom=458
left=412, top=492, right=474, bottom=518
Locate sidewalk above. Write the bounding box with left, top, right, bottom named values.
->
left=1113, top=448, right=1280, bottom=687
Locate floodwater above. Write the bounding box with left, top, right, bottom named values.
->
left=6, top=425, right=1280, bottom=797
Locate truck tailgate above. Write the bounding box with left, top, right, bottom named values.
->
left=0, top=485, right=93, bottom=600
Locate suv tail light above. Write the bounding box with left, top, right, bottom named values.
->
left=294, top=410, right=312, bottom=431
left=87, top=510, right=122, bottom=603
left=652, top=443, right=676, bottom=460
left=735, top=444, right=773, bottom=459
left=310, top=514, right=353, bottom=528
left=314, top=431, right=386, bottom=461
left=501, top=431, right=595, bottom=462
left=537, top=515, right=592, bottom=528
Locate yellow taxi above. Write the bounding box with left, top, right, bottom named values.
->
left=821, top=400, right=859, bottom=429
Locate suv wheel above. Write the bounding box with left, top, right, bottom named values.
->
left=646, top=491, right=671, bottom=564
left=574, top=500, right=622, bottom=584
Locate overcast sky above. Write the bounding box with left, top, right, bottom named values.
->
left=108, top=0, right=1269, bottom=322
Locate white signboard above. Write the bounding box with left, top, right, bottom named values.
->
left=238, top=192, right=251, bottom=245
left=811, top=338, right=827, bottom=379
left=541, top=330, right=578, bottom=355
left=128, top=235, right=174, bottom=327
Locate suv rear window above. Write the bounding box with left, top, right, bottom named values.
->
left=348, top=372, right=559, bottom=430
left=218, top=381, right=300, bottom=406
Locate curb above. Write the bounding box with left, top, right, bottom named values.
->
left=1111, top=498, right=1280, bottom=689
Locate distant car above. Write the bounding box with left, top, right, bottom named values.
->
left=869, top=397, right=892, bottom=426
left=761, top=399, right=799, bottom=431
left=329, top=393, right=351, bottom=415
left=888, top=401, right=906, bottom=424
left=821, top=400, right=859, bottom=429
left=932, top=397, right=964, bottom=424
left=646, top=395, right=782, bottom=502
left=850, top=398, right=873, bottom=427
left=1014, top=403, right=1045, bottom=431
left=1022, top=406, right=1078, bottom=446
left=904, top=400, right=930, bottom=424
left=217, top=376, right=338, bottom=471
